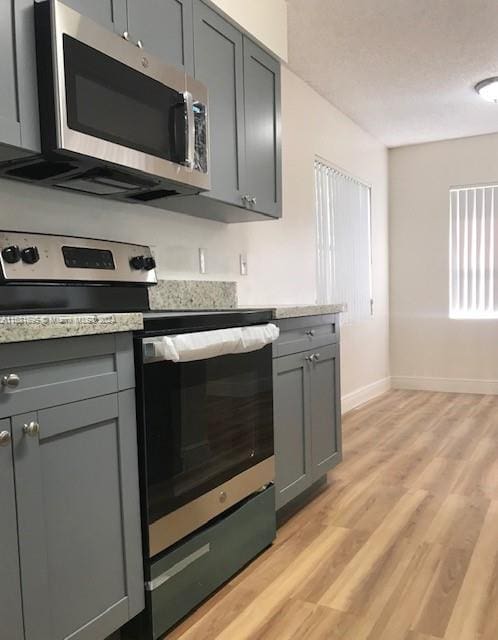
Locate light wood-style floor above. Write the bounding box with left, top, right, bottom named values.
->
left=166, top=390, right=498, bottom=640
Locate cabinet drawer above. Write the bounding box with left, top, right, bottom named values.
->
left=274, top=316, right=338, bottom=357
left=0, top=333, right=134, bottom=419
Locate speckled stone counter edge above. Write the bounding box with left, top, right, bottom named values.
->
left=149, top=280, right=238, bottom=310
left=0, top=313, right=144, bottom=344
left=269, top=304, right=345, bottom=319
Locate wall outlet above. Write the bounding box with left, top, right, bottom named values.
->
left=198, top=248, right=207, bottom=274
left=239, top=253, right=248, bottom=276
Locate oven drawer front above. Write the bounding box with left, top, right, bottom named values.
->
left=273, top=315, right=338, bottom=357
left=147, top=486, right=275, bottom=639
left=0, top=333, right=134, bottom=419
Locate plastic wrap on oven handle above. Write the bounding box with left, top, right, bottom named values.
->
left=143, top=323, right=280, bottom=363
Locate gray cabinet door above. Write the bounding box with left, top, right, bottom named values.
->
left=243, top=38, right=281, bottom=218
left=273, top=351, right=313, bottom=509
left=0, top=418, right=24, bottom=640
left=14, top=391, right=144, bottom=640
left=127, top=0, right=194, bottom=72
left=310, top=344, right=342, bottom=480
left=0, top=1, right=24, bottom=152
left=60, top=0, right=127, bottom=33
left=194, top=0, right=246, bottom=206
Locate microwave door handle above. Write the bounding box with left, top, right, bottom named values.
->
left=183, top=91, right=195, bottom=169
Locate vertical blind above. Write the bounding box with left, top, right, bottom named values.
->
left=450, top=184, right=498, bottom=318
left=314, top=159, right=372, bottom=324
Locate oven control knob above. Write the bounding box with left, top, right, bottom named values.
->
left=1, top=245, right=21, bottom=264
left=143, top=256, right=156, bottom=271
left=21, top=246, right=40, bottom=265
left=130, top=255, right=145, bottom=270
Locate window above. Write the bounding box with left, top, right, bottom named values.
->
left=450, top=184, right=498, bottom=319
left=314, top=158, right=373, bottom=324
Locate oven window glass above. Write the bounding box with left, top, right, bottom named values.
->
left=142, top=345, right=274, bottom=524
left=63, top=35, right=186, bottom=162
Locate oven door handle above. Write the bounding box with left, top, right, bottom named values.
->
left=142, top=323, right=280, bottom=364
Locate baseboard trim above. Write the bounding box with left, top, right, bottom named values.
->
left=391, top=375, right=498, bottom=395
left=341, top=377, right=391, bottom=413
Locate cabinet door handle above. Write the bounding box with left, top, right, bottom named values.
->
left=250, top=197, right=257, bottom=206
left=23, top=421, right=40, bottom=438
left=314, top=353, right=320, bottom=361
left=137, top=39, right=144, bottom=49
left=305, top=354, right=315, bottom=362
left=122, top=31, right=131, bottom=41
left=305, top=330, right=315, bottom=337
left=0, top=431, right=11, bottom=447
left=1, top=373, right=20, bottom=389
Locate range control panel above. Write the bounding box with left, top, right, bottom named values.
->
left=0, top=231, right=157, bottom=284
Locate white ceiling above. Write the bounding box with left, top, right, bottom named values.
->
left=287, top=0, right=498, bottom=147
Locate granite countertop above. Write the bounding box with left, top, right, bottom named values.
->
left=249, top=304, right=345, bottom=320
left=0, top=313, right=143, bottom=345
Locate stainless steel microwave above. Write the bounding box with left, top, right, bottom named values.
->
left=1, top=0, right=210, bottom=202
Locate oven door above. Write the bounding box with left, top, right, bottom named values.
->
left=37, top=0, right=209, bottom=190
left=140, top=339, right=274, bottom=556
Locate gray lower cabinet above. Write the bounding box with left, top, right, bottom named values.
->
left=310, top=343, right=342, bottom=479
left=273, top=316, right=342, bottom=510
left=0, top=334, right=144, bottom=640
left=0, top=418, right=24, bottom=640
left=126, top=0, right=194, bottom=73
left=273, top=352, right=312, bottom=508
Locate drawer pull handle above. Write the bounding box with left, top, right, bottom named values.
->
left=314, top=353, right=321, bottom=361
left=23, top=421, right=40, bottom=438
left=0, top=431, right=12, bottom=447
left=1, top=373, right=20, bottom=389
left=305, top=330, right=315, bottom=337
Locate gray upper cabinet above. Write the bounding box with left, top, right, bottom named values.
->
left=127, top=0, right=194, bottom=73
left=0, top=418, right=24, bottom=640
left=243, top=38, right=282, bottom=218
left=1, top=0, right=281, bottom=221
left=0, top=334, right=144, bottom=640
left=273, top=316, right=342, bottom=512
left=0, top=0, right=42, bottom=160
left=166, top=0, right=282, bottom=221
left=193, top=0, right=245, bottom=206
left=310, top=344, right=342, bottom=480
left=60, top=0, right=127, bottom=33
left=0, top=1, right=23, bottom=151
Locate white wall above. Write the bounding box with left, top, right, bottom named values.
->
left=0, top=67, right=389, bottom=406
left=208, top=0, right=288, bottom=61
left=390, top=133, right=498, bottom=394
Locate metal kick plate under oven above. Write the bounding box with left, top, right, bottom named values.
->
left=23, top=0, right=209, bottom=199
left=136, top=314, right=276, bottom=557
